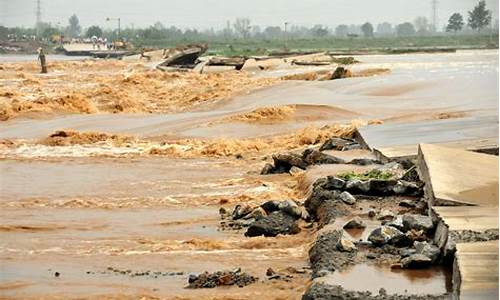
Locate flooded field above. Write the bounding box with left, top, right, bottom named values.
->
left=0, top=50, right=498, bottom=299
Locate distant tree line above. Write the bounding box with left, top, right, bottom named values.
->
left=1, top=1, right=497, bottom=42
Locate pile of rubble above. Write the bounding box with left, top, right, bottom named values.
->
left=220, top=199, right=309, bottom=237
left=186, top=268, right=257, bottom=288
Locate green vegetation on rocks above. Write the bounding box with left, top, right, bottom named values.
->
left=337, top=169, right=394, bottom=181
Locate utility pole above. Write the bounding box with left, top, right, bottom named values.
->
left=284, top=22, right=288, bottom=51
left=36, top=0, right=42, bottom=38
left=431, top=0, right=438, bottom=34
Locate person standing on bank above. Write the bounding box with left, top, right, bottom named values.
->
left=37, top=48, right=47, bottom=74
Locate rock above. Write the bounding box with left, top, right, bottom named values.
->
left=309, top=230, right=357, bottom=277
left=377, top=209, right=395, bottom=221
left=318, top=137, right=357, bottom=151
left=336, top=238, right=357, bottom=252
left=369, top=179, right=398, bottom=194
left=232, top=204, right=253, bottom=220
left=385, top=216, right=405, bottom=231
left=349, top=158, right=381, bottom=166
left=323, top=176, right=346, bottom=190
left=367, top=209, right=377, bottom=218
left=242, top=207, right=267, bottom=220
left=368, top=226, right=405, bottom=246
left=298, top=206, right=311, bottom=220
left=278, top=200, right=302, bottom=219
left=260, top=163, right=275, bottom=175
left=398, top=199, right=417, bottom=208
left=343, top=217, right=366, bottom=229
left=376, top=162, right=405, bottom=178
left=266, top=268, right=276, bottom=276
left=414, top=241, right=441, bottom=263
left=399, top=180, right=423, bottom=196
left=401, top=254, right=432, bottom=269
left=342, top=143, right=363, bottom=151
left=403, top=214, right=434, bottom=232
left=304, top=187, right=340, bottom=217
left=392, top=181, right=407, bottom=194
left=345, top=179, right=371, bottom=193
left=272, top=153, right=308, bottom=173
left=338, top=191, right=356, bottom=205
left=302, top=149, right=346, bottom=165
left=366, top=253, right=378, bottom=259
left=260, top=200, right=281, bottom=214
left=245, top=211, right=300, bottom=237
left=289, top=166, right=305, bottom=176
left=399, top=248, right=417, bottom=258
left=187, top=269, right=258, bottom=288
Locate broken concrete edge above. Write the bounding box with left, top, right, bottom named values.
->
left=353, top=128, right=371, bottom=151
left=417, top=144, right=486, bottom=207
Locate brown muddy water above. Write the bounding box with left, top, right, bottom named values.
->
left=1, top=50, right=497, bottom=299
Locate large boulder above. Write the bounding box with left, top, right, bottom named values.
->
left=414, top=241, right=441, bottom=263
left=272, top=153, right=308, bottom=173
left=302, top=149, right=346, bottom=165
left=322, top=176, right=346, bottom=190
left=245, top=211, right=300, bottom=237
left=319, top=137, right=358, bottom=151
left=367, top=226, right=405, bottom=246
left=403, top=214, right=434, bottom=233
left=345, top=179, right=371, bottom=194
left=278, top=200, right=302, bottom=219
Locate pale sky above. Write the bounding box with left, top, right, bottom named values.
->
left=1, top=0, right=498, bottom=30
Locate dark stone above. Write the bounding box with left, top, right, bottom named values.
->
left=414, top=241, right=441, bottom=263
left=245, top=211, right=300, bottom=237
left=343, top=217, right=366, bottom=229
left=323, top=176, right=346, bottom=190
left=302, top=282, right=447, bottom=300
left=398, top=200, right=417, bottom=208
left=187, top=269, right=258, bottom=288
left=231, top=204, right=253, bottom=220
left=260, top=200, right=281, bottom=214
left=302, top=148, right=346, bottom=165
left=260, top=163, right=275, bottom=175
left=402, top=214, right=434, bottom=233
left=369, top=179, right=398, bottom=195
left=401, top=254, right=432, bottom=269
left=345, top=179, right=371, bottom=194
left=272, top=153, right=308, bottom=173
left=348, top=158, right=382, bottom=166
left=399, top=248, right=417, bottom=258
left=278, top=200, right=302, bottom=219
left=367, top=226, right=405, bottom=246
left=318, top=137, right=359, bottom=151
left=309, top=230, right=356, bottom=277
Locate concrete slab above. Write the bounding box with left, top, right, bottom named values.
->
left=454, top=241, right=499, bottom=300
left=418, top=144, right=498, bottom=206
left=433, top=206, right=498, bottom=231
left=356, top=116, right=499, bottom=159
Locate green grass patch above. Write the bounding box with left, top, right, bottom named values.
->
left=337, top=169, right=394, bottom=181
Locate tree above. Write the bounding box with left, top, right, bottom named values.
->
left=233, top=18, right=251, bottom=38
left=468, top=0, right=491, bottom=31
left=311, top=24, right=329, bottom=37
left=414, top=17, right=429, bottom=35
left=67, top=14, right=81, bottom=37
left=360, top=22, right=374, bottom=37
left=263, top=26, right=282, bottom=39
left=335, top=24, right=349, bottom=37
left=376, top=22, right=393, bottom=36
left=446, top=13, right=464, bottom=33
left=396, top=22, right=416, bottom=36
left=86, top=25, right=103, bottom=38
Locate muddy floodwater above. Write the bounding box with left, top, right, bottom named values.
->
left=0, top=50, right=497, bottom=299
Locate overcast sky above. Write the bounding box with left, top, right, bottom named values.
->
left=1, top=0, right=498, bottom=30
